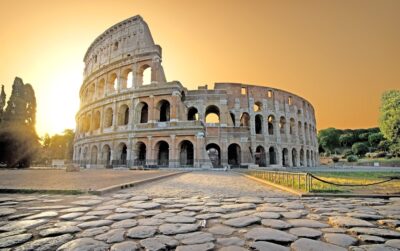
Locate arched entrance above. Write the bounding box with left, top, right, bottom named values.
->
left=135, top=142, right=146, bottom=166
left=102, top=145, right=111, bottom=167
left=180, top=140, right=194, bottom=167
left=90, top=146, right=98, bottom=165
left=156, top=141, right=169, bottom=167
left=255, top=146, right=266, bottom=167
left=300, top=149, right=305, bottom=166
left=269, top=147, right=276, bottom=165
left=292, top=148, right=298, bottom=167
left=228, top=144, right=241, bottom=167
left=157, top=100, right=170, bottom=122
left=282, top=148, right=289, bottom=167
left=206, top=143, right=221, bottom=168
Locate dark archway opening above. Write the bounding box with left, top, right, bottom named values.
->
left=157, top=141, right=169, bottom=167
left=255, top=146, right=266, bottom=167
left=228, top=144, right=241, bottom=167
left=206, top=143, right=221, bottom=168
left=159, top=101, right=170, bottom=122
left=180, top=140, right=194, bottom=166
left=269, top=147, right=276, bottom=165
left=187, top=107, right=199, bottom=121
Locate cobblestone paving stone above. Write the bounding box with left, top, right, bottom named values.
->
left=0, top=171, right=399, bottom=250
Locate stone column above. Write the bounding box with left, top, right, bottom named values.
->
left=146, top=136, right=153, bottom=165
left=112, top=101, right=117, bottom=130
left=288, top=148, right=293, bottom=167
left=169, top=135, right=176, bottom=168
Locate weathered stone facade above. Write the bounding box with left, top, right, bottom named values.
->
left=73, top=15, right=319, bottom=168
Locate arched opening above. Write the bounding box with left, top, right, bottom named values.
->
left=88, top=84, right=95, bottom=101
left=255, top=146, right=266, bottom=167
left=253, top=101, right=262, bottom=112
left=255, top=115, right=263, bottom=134
left=90, top=146, right=98, bottom=165
left=135, top=142, right=146, bottom=166
left=135, top=102, right=148, bottom=123
left=117, top=143, right=127, bottom=165
left=180, top=140, right=194, bottom=167
left=156, top=141, right=169, bottom=167
left=108, top=73, right=117, bottom=92
left=282, top=148, right=289, bottom=167
left=290, top=118, right=295, bottom=135
left=157, top=100, right=170, bottom=122
left=230, top=112, right=235, bottom=126
left=304, top=122, right=309, bottom=144
left=269, top=147, right=276, bottom=165
left=141, top=65, right=152, bottom=85
left=268, top=115, right=275, bottom=135
left=93, top=111, right=100, bottom=130
left=206, top=143, right=221, bottom=168
left=86, top=114, right=91, bottom=132
left=187, top=107, right=199, bottom=121
left=306, top=150, right=310, bottom=167
left=205, top=105, right=220, bottom=124
left=97, top=79, right=105, bottom=98
left=228, top=144, right=241, bottom=167
left=292, top=148, right=298, bottom=167
left=102, top=145, right=111, bottom=167
left=240, top=113, right=250, bottom=127
left=127, top=71, right=133, bottom=88
left=104, top=108, right=113, bottom=128
left=300, top=149, right=305, bottom=166
left=118, top=104, right=129, bottom=126
left=279, top=116, right=286, bottom=134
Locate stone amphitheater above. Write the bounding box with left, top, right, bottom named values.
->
left=73, top=15, right=319, bottom=169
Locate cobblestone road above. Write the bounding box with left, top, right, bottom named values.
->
left=0, top=171, right=400, bottom=250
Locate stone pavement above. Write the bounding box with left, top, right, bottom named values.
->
left=0, top=171, right=399, bottom=250
left=0, top=169, right=174, bottom=191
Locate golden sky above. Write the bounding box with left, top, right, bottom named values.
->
left=0, top=0, right=399, bottom=136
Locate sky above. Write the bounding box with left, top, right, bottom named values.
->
left=0, top=0, right=399, bottom=137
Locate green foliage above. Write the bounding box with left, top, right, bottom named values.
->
left=368, top=132, right=384, bottom=147
left=347, top=155, right=358, bottom=162
left=36, top=129, right=75, bottom=163
left=318, top=128, right=341, bottom=151
left=358, top=132, right=370, bottom=141
left=379, top=90, right=400, bottom=156
left=339, top=133, right=356, bottom=147
left=352, top=142, right=369, bottom=156
left=0, top=77, right=39, bottom=167
left=343, top=150, right=354, bottom=158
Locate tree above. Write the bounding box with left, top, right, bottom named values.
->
left=368, top=132, right=384, bottom=147
left=318, top=128, right=341, bottom=151
left=379, top=90, right=400, bottom=156
left=339, top=133, right=356, bottom=147
left=352, top=142, right=369, bottom=156
left=0, top=77, right=39, bottom=167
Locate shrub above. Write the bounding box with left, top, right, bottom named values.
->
left=347, top=155, right=358, bottom=162
left=352, top=142, right=369, bottom=156
left=332, top=156, right=339, bottom=163
left=343, top=150, right=354, bottom=158
left=368, top=132, right=384, bottom=147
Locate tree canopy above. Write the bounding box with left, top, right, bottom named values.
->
left=379, top=90, right=400, bottom=156
left=0, top=77, right=39, bottom=167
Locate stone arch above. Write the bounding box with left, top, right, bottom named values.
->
left=155, top=140, right=169, bottom=166
left=134, top=141, right=146, bottom=166
left=306, top=149, right=310, bottom=167
left=240, top=112, right=250, bottom=127
left=104, top=107, right=113, bottom=128
left=90, top=145, right=98, bottom=164
left=117, top=142, right=127, bottom=164
left=282, top=148, right=289, bottom=167
left=97, top=79, right=105, bottom=98
left=289, top=118, right=295, bottom=135
left=206, top=143, right=221, bottom=167
left=292, top=148, right=298, bottom=167
left=187, top=107, right=199, bottom=121
left=268, top=115, right=275, bottom=135
left=85, top=113, right=92, bottom=132
left=304, top=122, right=309, bottom=144
left=228, top=143, right=241, bottom=166
left=93, top=110, right=101, bottom=130
left=269, top=146, right=277, bottom=165
left=101, top=144, right=111, bottom=166
left=108, top=72, right=118, bottom=92
left=255, top=145, right=266, bottom=167
left=300, top=148, right=305, bottom=166
left=83, top=146, right=89, bottom=161
left=255, top=114, right=263, bottom=134
left=253, top=101, right=262, bottom=112
left=88, top=83, right=95, bottom=101
left=279, top=116, right=286, bottom=134
left=205, top=105, right=220, bottom=123
left=135, top=102, right=148, bottom=123
left=121, top=68, right=133, bottom=89
left=138, top=64, right=152, bottom=86
left=157, top=100, right=170, bottom=122
left=118, top=104, right=129, bottom=125
left=179, top=140, right=194, bottom=167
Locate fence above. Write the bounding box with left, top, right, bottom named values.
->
left=248, top=170, right=313, bottom=192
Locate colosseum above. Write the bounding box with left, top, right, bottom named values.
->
left=73, top=15, right=319, bottom=169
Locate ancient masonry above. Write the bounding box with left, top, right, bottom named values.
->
left=73, top=15, right=319, bottom=168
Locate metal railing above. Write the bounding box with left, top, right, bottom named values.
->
left=248, top=170, right=313, bottom=192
